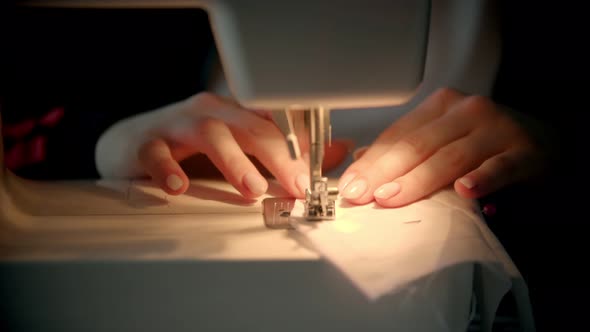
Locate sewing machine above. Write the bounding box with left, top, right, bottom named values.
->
left=200, top=0, right=430, bottom=221
left=1, top=1, right=536, bottom=331
left=17, top=0, right=430, bottom=222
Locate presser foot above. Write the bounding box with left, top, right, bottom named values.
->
left=261, top=197, right=296, bottom=229
left=303, top=196, right=336, bottom=221
left=304, top=178, right=338, bottom=221
left=261, top=179, right=338, bottom=229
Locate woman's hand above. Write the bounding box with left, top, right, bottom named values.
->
left=338, top=88, right=553, bottom=207
left=96, top=92, right=349, bottom=198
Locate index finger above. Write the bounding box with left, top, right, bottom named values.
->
left=339, top=88, right=465, bottom=191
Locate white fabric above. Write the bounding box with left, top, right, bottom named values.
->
left=289, top=188, right=535, bottom=332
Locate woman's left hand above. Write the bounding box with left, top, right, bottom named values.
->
left=338, top=88, right=553, bottom=207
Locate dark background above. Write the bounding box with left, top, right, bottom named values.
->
left=488, top=2, right=588, bottom=331
left=1, top=1, right=589, bottom=331
left=0, top=2, right=215, bottom=179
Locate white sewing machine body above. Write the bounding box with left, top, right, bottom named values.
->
left=0, top=176, right=478, bottom=331
left=209, top=0, right=430, bottom=110
left=23, top=0, right=431, bottom=109
left=1, top=1, right=535, bottom=331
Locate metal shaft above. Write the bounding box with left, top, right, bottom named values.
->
left=309, top=107, right=325, bottom=188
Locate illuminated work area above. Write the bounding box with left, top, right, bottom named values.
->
left=1, top=1, right=587, bottom=331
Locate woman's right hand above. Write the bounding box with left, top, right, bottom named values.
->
left=95, top=92, right=349, bottom=199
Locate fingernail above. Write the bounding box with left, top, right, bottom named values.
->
left=342, top=178, right=368, bottom=200
left=243, top=172, right=268, bottom=196
left=166, top=174, right=184, bottom=191
left=296, top=173, right=310, bottom=195
left=459, top=177, right=476, bottom=189
left=352, top=146, right=369, bottom=161
left=338, top=172, right=357, bottom=192
left=374, top=182, right=401, bottom=200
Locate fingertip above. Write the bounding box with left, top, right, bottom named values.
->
left=279, top=161, right=311, bottom=199
left=338, top=171, right=358, bottom=192
left=454, top=177, right=485, bottom=199
left=372, top=179, right=431, bottom=208
left=341, top=176, right=374, bottom=205
left=454, top=186, right=479, bottom=200
left=373, top=182, right=404, bottom=208
left=138, top=138, right=189, bottom=195
left=242, top=171, right=268, bottom=198
left=166, top=173, right=184, bottom=190
left=163, top=172, right=189, bottom=195
left=340, top=177, right=368, bottom=201
left=458, top=177, right=476, bottom=190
